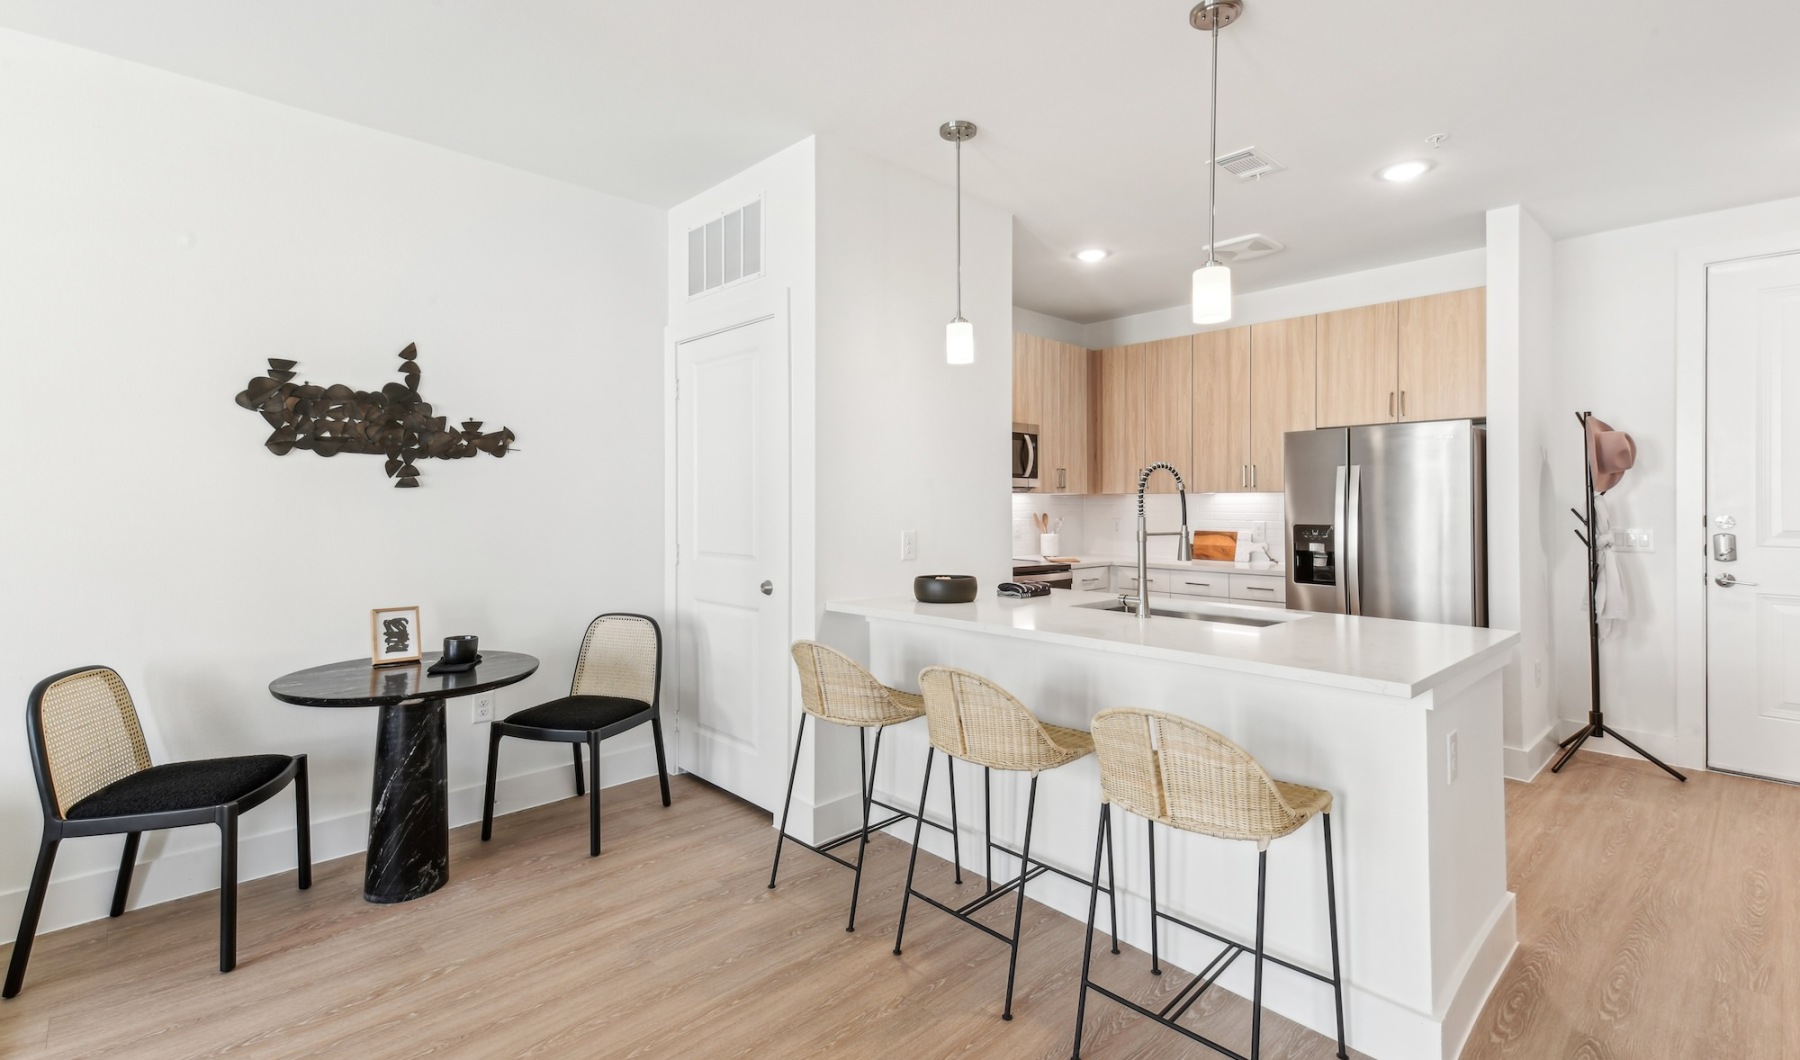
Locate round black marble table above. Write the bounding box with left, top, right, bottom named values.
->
left=269, top=651, right=538, bottom=903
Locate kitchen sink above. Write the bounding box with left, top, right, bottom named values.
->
left=1076, top=599, right=1306, bottom=628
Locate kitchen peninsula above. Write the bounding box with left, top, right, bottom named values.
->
left=827, top=589, right=1518, bottom=1060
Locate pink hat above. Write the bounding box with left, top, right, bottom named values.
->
left=1586, top=416, right=1636, bottom=494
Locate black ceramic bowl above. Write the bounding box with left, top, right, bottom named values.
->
left=914, top=574, right=978, bottom=604
left=443, top=635, right=480, bottom=665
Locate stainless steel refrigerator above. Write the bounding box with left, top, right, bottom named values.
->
left=1284, top=419, right=1488, bottom=626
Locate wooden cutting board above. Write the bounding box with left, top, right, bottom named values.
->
left=1191, top=531, right=1238, bottom=562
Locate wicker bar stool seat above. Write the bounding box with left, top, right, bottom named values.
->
left=768, top=641, right=962, bottom=933
left=1071, top=708, right=1347, bottom=1060
left=892, top=666, right=1117, bottom=1022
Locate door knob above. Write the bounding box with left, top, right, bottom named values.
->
left=760, top=580, right=774, bottom=596
left=1714, top=573, right=1758, bottom=588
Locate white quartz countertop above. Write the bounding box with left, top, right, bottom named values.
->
left=1057, top=554, right=1285, bottom=575
left=828, top=589, right=1517, bottom=699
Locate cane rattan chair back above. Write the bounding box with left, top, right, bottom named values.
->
left=917, top=666, right=1093, bottom=774
left=791, top=641, right=925, bottom=728
left=32, top=667, right=152, bottom=818
left=571, top=614, right=660, bottom=704
left=1091, top=708, right=1330, bottom=849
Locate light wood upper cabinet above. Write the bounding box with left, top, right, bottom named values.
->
left=1040, top=338, right=1090, bottom=493
left=1248, top=315, right=1318, bottom=493
left=1398, top=287, right=1485, bottom=422
left=1317, top=302, right=1399, bottom=428
left=1091, top=344, right=1145, bottom=494
left=1143, top=337, right=1192, bottom=493
left=1012, top=333, right=1044, bottom=428
left=1012, top=333, right=1091, bottom=493
left=1190, top=327, right=1251, bottom=493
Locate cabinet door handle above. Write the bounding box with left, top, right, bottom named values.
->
left=1184, top=581, right=1212, bottom=588
left=1058, top=467, right=1068, bottom=490
left=1245, top=585, right=1275, bottom=593
left=1400, top=391, right=1407, bottom=418
left=1240, top=465, right=1247, bottom=489
left=1390, top=391, right=1396, bottom=417
left=1250, top=464, right=1257, bottom=488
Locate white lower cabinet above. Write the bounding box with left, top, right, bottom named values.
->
left=1229, top=573, right=1286, bottom=606
left=1072, top=568, right=1108, bottom=592
left=1167, top=572, right=1228, bottom=598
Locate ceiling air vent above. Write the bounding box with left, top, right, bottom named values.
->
left=1207, top=233, right=1285, bottom=264
left=1214, top=147, right=1284, bottom=181
left=686, top=197, right=764, bottom=298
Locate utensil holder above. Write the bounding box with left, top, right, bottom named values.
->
left=1039, top=533, right=1060, bottom=556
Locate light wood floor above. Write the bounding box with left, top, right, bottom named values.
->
left=1, top=751, right=1793, bottom=1058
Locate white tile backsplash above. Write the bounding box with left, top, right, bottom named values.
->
left=1012, top=490, right=1284, bottom=563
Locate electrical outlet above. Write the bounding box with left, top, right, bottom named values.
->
left=901, top=530, right=918, bottom=562
left=1446, top=730, right=1460, bottom=784
left=1614, top=528, right=1655, bottom=553
left=1113, top=517, right=1122, bottom=533
left=1250, top=521, right=1267, bottom=544
left=471, top=693, right=496, bottom=724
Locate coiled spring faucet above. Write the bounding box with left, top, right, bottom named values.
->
left=1134, top=462, right=1192, bottom=618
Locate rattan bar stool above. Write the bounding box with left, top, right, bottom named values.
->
left=1072, top=708, right=1347, bottom=1060
left=768, top=641, right=962, bottom=932
left=893, top=666, right=1117, bottom=1022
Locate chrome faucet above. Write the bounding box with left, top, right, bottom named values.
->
left=1135, top=462, right=1191, bottom=618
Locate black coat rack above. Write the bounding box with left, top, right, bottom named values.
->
left=1551, top=411, right=1686, bottom=780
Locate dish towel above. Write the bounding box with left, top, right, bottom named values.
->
left=1592, top=494, right=1630, bottom=637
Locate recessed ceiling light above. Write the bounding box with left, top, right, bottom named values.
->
left=1377, top=159, right=1434, bottom=183
left=1075, top=248, right=1110, bottom=263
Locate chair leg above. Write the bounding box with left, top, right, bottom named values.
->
left=1001, top=774, right=1040, bottom=1021
left=294, top=755, right=312, bottom=890
left=1104, top=805, right=1119, bottom=955
left=1251, top=847, right=1268, bottom=1060
left=983, top=766, right=993, bottom=894
left=587, top=733, right=602, bottom=857
left=1148, top=819, right=1161, bottom=975
left=111, top=832, right=141, bottom=918
left=891, top=747, right=935, bottom=956
left=4, top=834, right=60, bottom=998
left=1324, top=812, right=1348, bottom=1059
left=768, top=715, right=808, bottom=889
left=846, top=726, right=881, bottom=933
left=481, top=726, right=502, bottom=841
left=650, top=716, right=672, bottom=807
left=1070, top=803, right=1110, bottom=1060
left=218, top=810, right=239, bottom=974
left=946, top=755, right=963, bottom=885
left=572, top=744, right=585, bottom=796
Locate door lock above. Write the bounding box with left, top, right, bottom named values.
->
left=760, top=580, right=774, bottom=596
left=1712, top=533, right=1738, bottom=562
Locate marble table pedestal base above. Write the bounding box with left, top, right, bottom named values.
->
left=365, top=698, right=449, bottom=903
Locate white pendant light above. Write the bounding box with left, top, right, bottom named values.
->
left=1190, top=0, right=1242, bottom=326
left=941, top=119, right=977, bottom=365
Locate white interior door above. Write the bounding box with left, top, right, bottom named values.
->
left=675, top=314, right=790, bottom=810
left=1706, top=250, right=1800, bottom=781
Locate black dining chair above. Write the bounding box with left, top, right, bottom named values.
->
left=481, top=613, right=671, bottom=856
left=5, top=665, right=311, bottom=998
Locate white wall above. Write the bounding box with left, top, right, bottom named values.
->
left=1485, top=206, right=1558, bottom=779
left=1012, top=305, right=1088, bottom=347
left=0, top=30, right=667, bottom=942
left=1083, top=248, right=1486, bottom=348
left=1547, top=194, right=1800, bottom=768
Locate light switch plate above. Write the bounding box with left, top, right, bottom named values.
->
left=1614, top=528, right=1654, bottom=553
left=1446, top=730, right=1459, bottom=784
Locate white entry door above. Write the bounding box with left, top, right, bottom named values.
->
left=675, top=314, right=790, bottom=810
left=1707, top=250, right=1800, bottom=781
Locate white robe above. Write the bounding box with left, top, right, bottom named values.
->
left=1592, top=494, right=1629, bottom=637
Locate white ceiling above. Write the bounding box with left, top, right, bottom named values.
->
left=3, top=1, right=1798, bottom=323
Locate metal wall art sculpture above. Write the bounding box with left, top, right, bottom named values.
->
left=235, top=343, right=515, bottom=488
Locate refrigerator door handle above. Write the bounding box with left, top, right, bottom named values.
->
left=1346, top=464, right=1364, bottom=616
left=1334, top=464, right=1350, bottom=614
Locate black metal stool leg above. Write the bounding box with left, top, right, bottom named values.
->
left=947, top=756, right=963, bottom=885
left=846, top=725, right=883, bottom=932
left=1071, top=802, right=1110, bottom=1059
left=111, top=832, right=141, bottom=918
left=1251, top=847, right=1268, bottom=1060
left=586, top=732, right=602, bottom=856
left=5, top=834, right=60, bottom=998
left=1104, top=806, right=1119, bottom=955
left=480, top=726, right=501, bottom=841
left=767, top=715, right=808, bottom=889
left=1001, top=774, right=1040, bottom=1021
left=571, top=744, right=585, bottom=796
left=1324, top=812, right=1348, bottom=1059
left=983, top=766, right=993, bottom=894
left=892, top=747, right=935, bottom=956
left=1148, top=819, right=1162, bottom=975
left=218, top=809, right=239, bottom=974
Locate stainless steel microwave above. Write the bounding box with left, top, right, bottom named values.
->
left=1012, top=423, right=1039, bottom=491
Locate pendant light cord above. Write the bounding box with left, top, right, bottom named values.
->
left=955, top=136, right=964, bottom=319
left=1206, top=22, right=1220, bottom=266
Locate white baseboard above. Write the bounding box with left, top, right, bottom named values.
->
left=1502, top=723, right=1560, bottom=782
left=0, top=743, right=659, bottom=947
left=1441, top=893, right=1518, bottom=1060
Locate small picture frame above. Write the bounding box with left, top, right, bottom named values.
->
left=370, top=605, right=423, bottom=666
